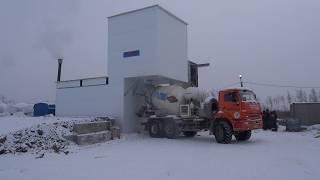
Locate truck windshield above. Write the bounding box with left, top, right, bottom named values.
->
left=240, top=90, right=257, bottom=101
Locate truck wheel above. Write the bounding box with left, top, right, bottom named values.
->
left=164, top=120, right=180, bottom=139
left=148, top=121, right=163, bottom=138
left=183, top=131, right=197, bottom=137
left=235, top=130, right=251, bottom=141
left=214, top=121, right=232, bottom=144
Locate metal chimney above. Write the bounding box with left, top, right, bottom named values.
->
left=57, top=58, right=63, bottom=82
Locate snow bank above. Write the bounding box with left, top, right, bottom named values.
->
left=6, top=103, right=34, bottom=115
left=0, top=121, right=74, bottom=156
left=0, top=102, right=7, bottom=113
left=0, top=117, right=116, bottom=157
left=307, top=124, right=320, bottom=131
left=0, top=96, right=34, bottom=115
left=15, top=103, right=34, bottom=114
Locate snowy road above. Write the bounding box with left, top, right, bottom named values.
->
left=1, top=127, right=320, bottom=180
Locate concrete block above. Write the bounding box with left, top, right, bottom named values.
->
left=63, top=135, right=76, bottom=142
left=75, top=131, right=112, bottom=145
left=110, top=126, right=121, bottom=139
left=73, top=121, right=112, bottom=134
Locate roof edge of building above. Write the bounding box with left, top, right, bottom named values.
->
left=108, top=4, right=188, bottom=25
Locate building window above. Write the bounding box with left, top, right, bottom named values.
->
left=123, top=50, right=140, bottom=58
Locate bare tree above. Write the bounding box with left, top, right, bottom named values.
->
left=287, top=91, right=293, bottom=105
left=209, top=89, right=217, bottom=98
left=272, top=96, right=280, bottom=110
left=270, top=95, right=287, bottom=111
left=302, top=90, right=308, bottom=102
left=256, top=96, right=261, bottom=102
left=265, top=96, right=273, bottom=110
left=0, top=95, right=4, bottom=103
left=0, top=95, right=14, bottom=104
left=296, top=89, right=308, bottom=102
left=279, top=95, right=287, bottom=111
left=309, top=88, right=318, bottom=102
left=296, top=89, right=303, bottom=102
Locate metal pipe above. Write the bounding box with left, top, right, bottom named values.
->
left=57, top=58, right=63, bottom=82
left=239, top=75, right=243, bottom=87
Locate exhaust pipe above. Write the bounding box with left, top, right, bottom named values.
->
left=57, top=58, right=63, bottom=82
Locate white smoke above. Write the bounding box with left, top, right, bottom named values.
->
left=35, top=0, right=80, bottom=59
left=38, top=23, right=73, bottom=59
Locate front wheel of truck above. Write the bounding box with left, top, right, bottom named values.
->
left=214, top=121, right=233, bottom=144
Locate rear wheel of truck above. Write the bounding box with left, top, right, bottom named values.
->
left=148, top=121, right=163, bottom=138
left=164, top=120, right=180, bottom=139
left=214, top=121, right=233, bottom=144
left=183, top=131, right=197, bottom=137
left=235, top=130, right=251, bottom=141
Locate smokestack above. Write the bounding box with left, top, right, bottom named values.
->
left=57, top=58, right=63, bottom=82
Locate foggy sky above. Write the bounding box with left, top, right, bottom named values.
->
left=0, top=0, right=319, bottom=103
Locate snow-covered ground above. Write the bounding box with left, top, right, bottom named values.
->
left=0, top=116, right=320, bottom=180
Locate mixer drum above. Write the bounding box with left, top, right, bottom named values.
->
left=151, top=85, right=185, bottom=115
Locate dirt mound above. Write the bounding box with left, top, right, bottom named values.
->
left=0, top=117, right=116, bottom=157
left=0, top=121, right=74, bottom=156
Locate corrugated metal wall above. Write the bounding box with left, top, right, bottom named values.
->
left=290, top=103, right=320, bottom=125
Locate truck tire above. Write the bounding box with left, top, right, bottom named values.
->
left=183, top=131, right=197, bottom=137
left=148, top=121, right=163, bottom=138
left=164, top=120, right=180, bottom=139
left=235, top=130, right=251, bottom=141
left=214, top=121, right=232, bottom=144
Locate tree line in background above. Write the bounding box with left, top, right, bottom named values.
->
left=0, top=95, right=15, bottom=105
left=263, top=88, right=320, bottom=111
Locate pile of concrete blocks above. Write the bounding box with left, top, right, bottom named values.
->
left=68, top=119, right=120, bottom=145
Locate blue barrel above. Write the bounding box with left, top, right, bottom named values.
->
left=48, top=104, right=56, bottom=116
left=33, top=103, right=56, bottom=116
left=33, top=103, right=49, bottom=117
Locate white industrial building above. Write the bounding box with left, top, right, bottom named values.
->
left=56, top=5, right=204, bottom=132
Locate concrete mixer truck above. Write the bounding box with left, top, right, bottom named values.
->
left=138, top=85, right=262, bottom=144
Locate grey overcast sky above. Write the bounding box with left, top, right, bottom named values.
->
left=0, top=0, right=319, bottom=103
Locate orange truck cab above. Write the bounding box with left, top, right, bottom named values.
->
left=211, top=88, right=263, bottom=143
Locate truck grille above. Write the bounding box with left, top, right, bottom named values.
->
left=247, top=113, right=261, bottom=120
